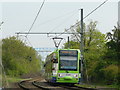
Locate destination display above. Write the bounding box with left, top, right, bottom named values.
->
left=59, top=50, right=78, bottom=56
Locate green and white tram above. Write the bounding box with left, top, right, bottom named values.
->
left=44, top=49, right=81, bottom=84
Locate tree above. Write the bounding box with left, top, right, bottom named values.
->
left=64, top=41, right=80, bottom=49
left=107, top=26, right=120, bottom=61
left=103, top=25, right=120, bottom=85
left=2, top=36, right=41, bottom=77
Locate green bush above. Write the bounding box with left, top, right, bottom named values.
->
left=101, top=65, right=119, bottom=85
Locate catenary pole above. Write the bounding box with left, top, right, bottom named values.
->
left=68, top=36, right=70, bottom=49
left=80, top=9, right=84, bottom=84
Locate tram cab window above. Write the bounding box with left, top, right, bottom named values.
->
left=59, top=50, right=78, bottom=71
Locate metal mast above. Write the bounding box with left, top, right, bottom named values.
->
left=80, top=9, right=84, bottom=83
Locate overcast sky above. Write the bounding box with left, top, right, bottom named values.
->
left=0, top=0, right=119, bottom=49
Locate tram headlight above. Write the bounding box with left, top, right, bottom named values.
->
left=58, top=73, right=63, bottom=77
left=58, top=74, right=61, bottom=77
left=73, top=74, right=78, bottom=78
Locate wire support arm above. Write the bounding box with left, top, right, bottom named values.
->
left=16, top=32, right=81, bottom=35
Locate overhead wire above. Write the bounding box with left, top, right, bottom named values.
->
left=83, top=0, right=108, bottom=20
left=35, top=9, right=78, bottom=27
left=47, top=10, right=78, bottom=38
left=57, top=0, right=109, bottom=36
left=21, top=0, right=108, bottom=47
left=25, top=36, right=34, bottom=47
left=49, top=10, right=78, bottom=33
left=25, top=0, right=45, bottom=37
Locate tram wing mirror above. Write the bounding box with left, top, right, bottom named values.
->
left=43, top=64, right=46, bottom=67
left=51, top=58, right=58, bottom=63
left=52, top=68, right=55, bottom=70
left=51, top=53, right=58, bottom=63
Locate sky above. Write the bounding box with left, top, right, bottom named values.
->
left=0, top=0, right=119, bottom=49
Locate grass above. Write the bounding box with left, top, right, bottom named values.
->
left=1, top=75, right=27, bottom=88
left=96, top=84, right=119, bottom=89
left=75, top=83, right=119, bottom=89
left=6, top=76, right=25, bottom=83
left=75, top=84, right=96, bottom=89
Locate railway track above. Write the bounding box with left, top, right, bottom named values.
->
left=18, top=78, right=98, bottom=90
left=33, top=81, right=96, bottom=90
left=33, top=81, right=62, bottom=90
left=59, top=84, right=97, bottom=90
left=18, top=78, right=63, bottom=90
left=18, top=78, right=40, bottom=89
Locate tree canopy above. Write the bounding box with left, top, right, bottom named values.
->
left=2, top=36, right=41, bottom=77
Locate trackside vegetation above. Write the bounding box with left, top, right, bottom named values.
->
left=2, top=36, right=42, bottom=77
left=63, top=21, right=119, bottom=88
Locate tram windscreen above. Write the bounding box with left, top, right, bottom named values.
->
left=59, top=50, right=78, bottom=71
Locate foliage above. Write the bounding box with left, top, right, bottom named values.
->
left=64, top=41, right=80, bottom=49
left=101, top=65, right=119, bottom=84
left=103, top=26, right=120, bottom=85
left=2, top=36, right=41, bottom=77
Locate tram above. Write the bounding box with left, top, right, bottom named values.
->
left=44, top=49, right=81, bottom=84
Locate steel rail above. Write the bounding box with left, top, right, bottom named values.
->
left=59, top=84, right=97, bottom=90
left=32, top=81, right=50, bottom=90
left=18, top=80, right=30, bottom=90
left=18, top=78, right=97, bottom=90
left=18, top=78, right=40, bottom=89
